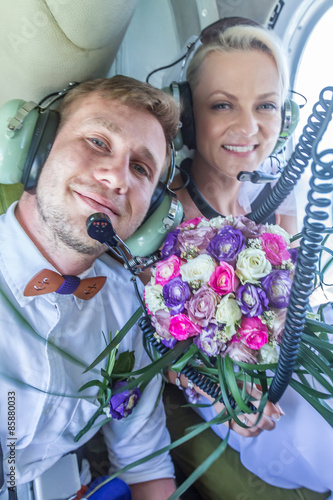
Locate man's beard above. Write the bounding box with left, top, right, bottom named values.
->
left=36, top=193, right=103, bottom=256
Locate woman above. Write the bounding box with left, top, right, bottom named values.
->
left=164, top=20, right=332, bottom=500
left=171, top=19, right=297, bottom=235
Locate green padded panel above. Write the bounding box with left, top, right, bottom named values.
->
left=0, top=183, right=23, bottom=214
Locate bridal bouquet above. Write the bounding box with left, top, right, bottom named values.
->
left=144, top=215, right=297, bottom=367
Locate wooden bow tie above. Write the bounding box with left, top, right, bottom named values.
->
left=24, top=269, right=106, bottom=300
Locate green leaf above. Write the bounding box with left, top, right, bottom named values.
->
left=74, top=406, right=105, bottom=442
left=289, top=378, right=333, bottom=426
left=100, top=369, right=113, bottom=384
left=113, top=350, right=135, bottom=375
left=170, top=343, right=200, bottom=372
left=84, top=307, right=143, bottom=372
left=305, top=318, right=333, bottom=335
left=167, top=430, right=230, bottom=500
left=78, top=379, right=105, bottom=392
left=0, top=370, right=95, bottom=401
left=224, top=355, right=252, bottom=414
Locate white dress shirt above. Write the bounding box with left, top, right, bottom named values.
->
left=0, top=203, right=174, bottom=491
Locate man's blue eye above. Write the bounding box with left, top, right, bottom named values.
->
left=133, top=164, right=148, bottom=176
left=91, top=138, right=106, bottom=148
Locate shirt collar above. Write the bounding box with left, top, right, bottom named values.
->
left=0, top=202, right=97, bottom=308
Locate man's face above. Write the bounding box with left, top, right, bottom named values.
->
left=35, top=93, right=167, bottom=255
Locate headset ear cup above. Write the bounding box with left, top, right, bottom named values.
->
left=272, top=98, right=300, bottom=154
left=178, top=82, right=196, bottom=150
left=169, top=81, right=196, bottom=150
left=0, top=99, right=40, bottom=184
left=125, top=187, right=184, bottom=257
left=21, top=109, right=60, bottom=190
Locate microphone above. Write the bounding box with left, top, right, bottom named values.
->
left=86, top=213, right=118, bottom=247
left=86, top=213, right=161, bottom=274
left=237, top=170, right=280, bottom=183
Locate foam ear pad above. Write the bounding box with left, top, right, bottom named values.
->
left=169, top=81, right=196, bottom=150
left=21, top=109, right=60, bottom=190
left=143, top=181, right=166, bottom=222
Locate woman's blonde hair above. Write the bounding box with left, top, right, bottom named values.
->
left=186, top=24, right=290, bottom=102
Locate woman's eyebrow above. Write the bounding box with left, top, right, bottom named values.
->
left=207, top=90, right=280, bottom=100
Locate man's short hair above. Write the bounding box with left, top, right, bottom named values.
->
left=58, top=75, right=180, bottom=163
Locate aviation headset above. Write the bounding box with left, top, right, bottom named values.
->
left=0, top=83, right=183, bottom=257
left=160, top=17, right=301, bottom=155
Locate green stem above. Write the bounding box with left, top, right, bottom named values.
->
left=74, top=405, right=105, bottom=442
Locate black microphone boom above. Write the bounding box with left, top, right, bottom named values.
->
left=86, top=213, right=162, bottom=274
left=237, top=170, right=280, bottom=183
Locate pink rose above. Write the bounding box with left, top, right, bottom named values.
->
left=154, top=255, right=182, bottom=286
left=208, top=262, right=237, bottom=295
left=169, top=313, right=202, bottom=341
left=259, top=233, right=290, bottom=266
left=237, top=317, right=269, bottom=350
left=187, top=284, right=220, bottom=327
left=180, top=217, right=206, bottom=229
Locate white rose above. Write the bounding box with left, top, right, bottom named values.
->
left=215, top=293, right=242, bottom=338
left=235, top=248, right=272, bottom=284
left=258, top=343, right=279, bottom=364
left=180, top=254, right=216, bottom=283
left=265, top=223, right=291, bottom=245
left=198, top=216, right=225, bottom=229
left=144, top=284, right=168, bottom=313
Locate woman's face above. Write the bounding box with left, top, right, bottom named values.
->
left=192, top=49, right=283, bottom=179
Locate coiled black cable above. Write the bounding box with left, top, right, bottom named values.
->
left=249, top=87, right=333, bottom=225
left=268, top=87, right=333, bottom=402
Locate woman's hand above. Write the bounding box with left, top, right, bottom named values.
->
left=167, top=370, right=284, bottom=438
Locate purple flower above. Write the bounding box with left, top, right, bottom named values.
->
left=288, top=247, right=299, bottom=265
left=178, top=226, right=217, bottom=254
left=260, top=270, right=293, bottom=309
left=161, top=230, right=180, bottom=258
left=187, top=284, right=220, bottom=327
left=185, top=387, right=201, bottom=404
left=235, top=283, right=269, bottom=317
left=161, top=337, right=178, bottom=348
left=163, top=277, right=191, bottom=315
left=109, top=380, right=141, bottom=420
left=193, top=324, right=225, bottom=356
left=207, top=225, right=246, bottom=264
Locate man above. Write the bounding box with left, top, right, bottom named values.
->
left=0, top=75, right=180, bottom=499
